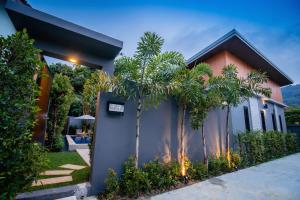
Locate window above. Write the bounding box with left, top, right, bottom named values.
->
left=244, top=106, right=250, bottom=131
left=272, top=113, right=277, bottom=131
left=279, top=115, right=283, bottom=132
left=260, top=110, right=266, bottom=132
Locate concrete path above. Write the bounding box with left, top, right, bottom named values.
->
left=76, top=149, right=90, bottom=166
left=150, top=153, right=300, bottom=200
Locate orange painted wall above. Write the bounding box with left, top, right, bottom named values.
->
left=33, top=66, right=52, bottom=143
left=203, top=50, right=283, bottom=102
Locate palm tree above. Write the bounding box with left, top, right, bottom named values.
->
left=114, top=32, right=185, bottom=168
left=190, top=83, right=221, bottom=167
left=173, top=63, right=213, bottom=170
left=210, top=64, right=271, bottom=165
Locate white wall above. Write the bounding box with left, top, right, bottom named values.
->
left=249, top=97, right=262, bottom=130
left=0, top=0, right=16, bottom=36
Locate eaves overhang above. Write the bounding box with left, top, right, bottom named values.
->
left=5, top=0, right=123, bottom=68
left=187, top=29, right=293, bottom=86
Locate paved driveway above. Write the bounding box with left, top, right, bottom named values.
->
left=150, top=153, right=300, bottom=200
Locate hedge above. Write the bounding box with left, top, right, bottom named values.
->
left=238, top=131, right=298, bottom=166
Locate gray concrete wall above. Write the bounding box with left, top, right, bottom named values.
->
left=90, top=92, right=228, bottom=194
left=0, top=0, right=16, bottom=36
left=231, top=100, right=249, bottom=134
left=90, top=93, right=288, bottom=194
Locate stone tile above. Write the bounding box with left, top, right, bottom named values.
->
left=32, top=176, right=73, bottom=187
left=40, top=170, right=74, bottom=176
left=59, top=164, right=86, bottom=170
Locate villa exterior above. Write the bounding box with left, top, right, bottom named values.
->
left=0, top=0, right=295, bottom=195
left=187, top=29, right=293, bottom=134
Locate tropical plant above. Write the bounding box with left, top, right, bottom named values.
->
left=0, top=30, right=47, bottom=199
left=173, top=63, right=215, bottom=168
left=120, top=157, right=151, bottom=197
left=102, top=169, right=120, bottom=200
left=82, top=70, right=114, bottom=116
left=46, top=74, right=74, bottom=151
left=114, top=32, right=185, bottom=167
left=210, top=64, right=271, bottom=164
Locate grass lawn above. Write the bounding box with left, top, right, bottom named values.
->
left=26, top=151, right=90, bottom=192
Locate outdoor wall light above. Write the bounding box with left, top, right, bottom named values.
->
left=107, top=101, right=125, bottom=115
left=263, top=103, right=268, bottom=109
left=69, top=57, right=77, bottom=63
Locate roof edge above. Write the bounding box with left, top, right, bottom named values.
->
left=5, top=0, right=123, bottom=49
left=187, top=29, right=293, bottom=85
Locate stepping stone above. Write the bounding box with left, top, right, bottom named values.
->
left=40, top=170, right=74, bottom=176
left=59, top=164, right=86, bottom=170
left=32, top=176, right=73, bottom=187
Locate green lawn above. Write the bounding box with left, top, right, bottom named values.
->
left=27, top=151, right=90, bottom=192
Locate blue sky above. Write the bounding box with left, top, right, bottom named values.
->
left=29, top=0, right=300, bottom=84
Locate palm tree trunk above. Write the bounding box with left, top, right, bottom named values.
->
left=180, top=104, right=186, bottom=168
left=135, top=97, right=142, bottom=168
left=201, top=124, right=208, bottom=167
left=225, top=105, right=231, bottom=165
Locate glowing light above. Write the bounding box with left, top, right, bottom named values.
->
left=181, top=160, right=186, bottom=176
left=69, top=58, right=77, bottom=63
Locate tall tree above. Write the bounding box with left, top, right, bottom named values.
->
left=210, top=64, right=271, bottom=164
left=114, top=32, right=185, bottom=168
left=174, top=63, right=213, bottom=170
left=47, top=74, right=74, bottom=151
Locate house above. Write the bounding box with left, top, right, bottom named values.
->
left=187, top=29, right=293, bottom=133
left=89, top=30, right=293, bottom=193
left=0, top=0, right=123, bottom=143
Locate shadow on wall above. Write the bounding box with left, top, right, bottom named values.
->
left=90, top=92, right=227, bottom=194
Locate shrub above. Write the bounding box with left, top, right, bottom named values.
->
left=188, top=161, right=208, bottom=180
left=262, top=131, right=285, bottom=159
left=238, top=131, right=264, bottom=165
left=230, top=151, right=242, bottom=169
left=102, top=169, right=120, bottom=200
left=285, top=133, right=298, bottom=153
left=143, top=159, right=181, bottom=191
left=239, top=130, right=299, bottom=167
left=0, top=30, right=47, bottom=198
left=208, top=155, right=230, bottom=176
left=120, top=157, right=150, bottom=197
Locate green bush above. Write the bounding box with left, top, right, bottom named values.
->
left=262, top=131, right=285, bottom=160
left=120, top=157, right=150, bottom=197
left=188, top=161, right=208, bottom=180
left=208, top=155, right=230, bottom=176
left=143, top=159, right=180, bottom=190
left=102, top=169, right=120, bottom=200
left=238, top=131, right=264, bottom=165
left=238, top=130, right=299, bottom=166
left=285, top=133, right=298, bottom=153
left=230, top=151, right=242, bottom=169
left=0, top=30, right=47, bottom=199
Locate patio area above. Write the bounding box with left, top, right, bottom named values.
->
left=150, top=153, right=300, bottom=200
